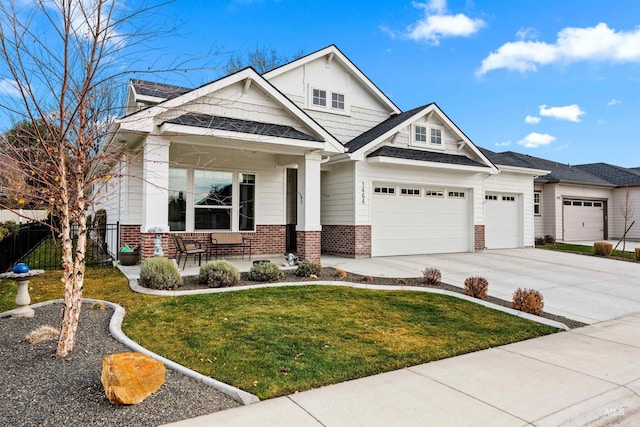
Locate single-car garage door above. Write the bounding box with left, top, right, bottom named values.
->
left=563, top=199, right=605, bottom=241
left=371, top=184, right=471, bottom=256
left=485, top=193, right=522, bottom=249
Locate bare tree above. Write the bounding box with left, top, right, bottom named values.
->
left=620, top=186, right=636, bottom=252
left=225, top=44, right=304, bottom=74
left=0, top=0, right=174, bottom=357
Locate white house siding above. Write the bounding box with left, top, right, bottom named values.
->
left=534, top=184, right=546, bottom=238
left=96, top=154, right=143, bottom=226
left=320, top=162, right=356, bottom=225
left=305, top=106, right=390, bottom=143
left=484, top=172, right=534, bottom=247
left=611, top=187, right=640, bottom=240
left=552, top=184, right=613, bottom=241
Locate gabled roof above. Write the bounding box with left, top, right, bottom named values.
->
left=367, top=146, right=487, bottom=168
left=264, top=45, right=400, bottom=115
left=163, top=113, right=321, bottom=142
left=130, top=79, right=190, bottom=100
left=575, top=163, right=640, bottom=186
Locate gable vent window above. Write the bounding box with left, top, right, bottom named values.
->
left=448, top=191, right=465, bottom=199
left=312, top=89, right=327, bottom=107
left=431, top=128, right=442, bottom=145
left=502, top=196, right=515, bottom=202
left=415, top=126, right=427, bottom=143
left=425, top=189, right=444, bottom=198
left=374, top=186, right=395, bottom=195
left=485, top=195, right=498, bottom=201
left=400, top=188, right=420, bottom=196
left=332, top=93, right=345, bottom=110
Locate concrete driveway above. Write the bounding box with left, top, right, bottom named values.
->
left=323, top=248, right=640, bottom=324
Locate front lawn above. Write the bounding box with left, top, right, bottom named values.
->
left=1, top=267, right=558, bottom=400
left=541, top=243, right=637, bottom=261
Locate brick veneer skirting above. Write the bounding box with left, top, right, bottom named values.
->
left=474, top=225, right=485, bottom=250
left=322, top=225, right=371, bottom=257
left=296, top=231, right=321, bottom=263
left=129, top=225, right=287, bottom=261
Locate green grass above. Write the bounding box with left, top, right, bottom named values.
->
left=1, top=267, right=559, bottom=400
left=542, top=243, right=637, bottom=260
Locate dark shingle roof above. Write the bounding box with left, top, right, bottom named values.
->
left=163, top=113, right=321, bottom=141
left=345, top=104, right=432, bottom=152
left=478, top=148, right=534, bottom=169
left=131, top=79, right=191, bottom=100
left=575, top=163, right=640, bottom=186
left=367, top=146, right=487, bottom=168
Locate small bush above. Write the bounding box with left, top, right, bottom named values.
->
left=139, top=257, right=182, bottom=289
left=635, top=248, right=640, bottom=261
left=334, top=269, right=348, bottom=280
left=464, top=276, right=489, bottom=299
left=593, top=241, right=613, bottom=256
left=295, top=260, right=322, bottom=277
left=512, top=288, right=544, bottom=315
left=91, top=301, right=106, bottom=311
left=247, top=262, right=284, bottom=282
left=422, top=267, right=442, bottom=286
left=535, top=237, right=545, bottom=246
left=26, top=325, right=60, bottom=345
left=544, top=235, right=556, bottom=245
left=396, top=278, right=407, bottom=285
left=199, top=260, right=240, bottom=288
left=362, top=275, right=373, bottom=282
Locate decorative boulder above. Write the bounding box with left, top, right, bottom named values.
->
left=101, top=352, right=166, bottom=405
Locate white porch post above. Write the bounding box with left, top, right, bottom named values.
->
left=141, top=134, right=170, bottom=233
left=297, top=151, right=322, bottom=232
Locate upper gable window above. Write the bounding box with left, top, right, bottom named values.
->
left=312, top=89, right=327, bottom=107
left=430, top=128, right=442, bottom=145
left=332, top=93, right=345, bottom=110
left=415, top=126, right=427, bottom=143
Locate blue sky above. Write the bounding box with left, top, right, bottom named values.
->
left=3, top=0, right=640, bottom=167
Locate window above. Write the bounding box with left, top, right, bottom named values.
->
left=415, top=126, right=427, bottom=143
left=400, top=188, right=420, bottom=196
left=502, top=196, right=515, bottom=202
left=430, top=128, right=442, bottom=145
left=312, top=89, right=326, bottom=107
left=448, top=191, right=465, bottom=199
left=168, top=169, right=187, bottom=231
left=374, top=186, right=395, bottom=195
left=486, top=194, right=498, bottom=201
left=239, top=173, right=255, bottom=231
left=594, top=202, right=603, bottom=207
left=563, top=200, right=571, bottom=206
left=332, top=93, right=345, bottom=110
left=194, top=170, right=233, bottom=230
left=572, top=201, right=582, bottom=206
left=584, top=201, right=593, bottom=207
left=425, top=189, right=444, bottom=198
left=534, top=192, right=541, bottom=215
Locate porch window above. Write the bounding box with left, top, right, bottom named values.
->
left=168, top=168, right=187, bottom=231
left=194, top=170, right=232, bottom=230
left=239, top=173, right=255, bottom=231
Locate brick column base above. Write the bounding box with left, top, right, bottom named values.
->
left=140, top=232, right=171, bottom=259
left=474, top=225, right=485, bottom=250
left=296, top=230, right=321, bottom=263
left=321, top=225, right=371, bottom=257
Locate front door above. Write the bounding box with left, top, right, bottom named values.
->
left=286, top=168, right=297, bottom=252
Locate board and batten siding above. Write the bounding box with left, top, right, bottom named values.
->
left=611, top=186, right=640, bottom=240
left=354, top=162, right=484, bottom=226
left=320, top=162, right=356, bottom=225
left=305, top=106, right=390, bottom=143
left=484, top=172, right=535, bottom=247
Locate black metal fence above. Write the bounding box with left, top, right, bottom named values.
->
left=1, top=222, right=119, bottom=271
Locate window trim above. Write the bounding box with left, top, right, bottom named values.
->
left=414, top=125, right=427, bottom=144
left=374, top=186, right=396, bottom=195
left=312, top=88, right=327, bottom=107
left=430, top=126, right=443, bottom=145
left=425, top=189, right=444, bottom=198
left=534, top=191, right=541, bottom=215
left=400, top=188, right=420, bottom=196
left=309, top=86, right=350, bottom=115
left=448, top=191, right=466, bottom=199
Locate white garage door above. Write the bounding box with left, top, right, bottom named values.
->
left=563, top=199, right=605, bottom=241
left=485, top=193, right=522, bottom=249
left=371, top=185, right=471, bottom=256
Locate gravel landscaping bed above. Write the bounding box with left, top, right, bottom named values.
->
left=0, top=302, right=239, bottom=427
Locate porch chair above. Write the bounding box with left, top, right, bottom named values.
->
left=173, top=235, right=206, bottom=270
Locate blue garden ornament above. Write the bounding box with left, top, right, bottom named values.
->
left=12, top=263, right=29, bottom=274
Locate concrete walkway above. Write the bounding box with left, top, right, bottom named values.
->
left=163, top=314, right=640, bottom=426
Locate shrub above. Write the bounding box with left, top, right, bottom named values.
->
left=535, top=237, right=545, bottom=246
left=362, top=275, right=373, bottom=282
left=635, top=248, right=640, bottom=261
left=295, top=260, right=322, bottom=277
left=247, top=262, right=284, bottom=282
left=464, top=276, right=489, bottom=299
left=396, top=278, right=407, bottom=285
left=334, top=269, right=348, bottom=280
left=544, top=235, right=555, bottom=245
left=199, top=260, right=240, bottom=288
left=26, top=325, right=60, bottom=345
left=512, top=288, right=544, bottom=315
left=139, top=257, right=182, bottom=289
left=422, top=267, right=442, bottom=286
left=593, top=241, right=613, bottom=256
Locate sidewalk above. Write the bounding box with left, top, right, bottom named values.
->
left=163, top=313, right=640, bottom=426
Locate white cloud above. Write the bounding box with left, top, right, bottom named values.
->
left=525, top=115, right=541, bottom=124
left=517, top=132, right=555, bottom=148
left=607, top=99, right=620, bottom=106
left=539, top=104, right=585, bottom=122
left=495, top=140, right=512, bottom=147
left=516, top=27, right=539, bottom=41
left=406, top=0, right=485, bottom=45
left=0, top=78, right=21, bottom=97
left=477, top=23, right=640, bottom=75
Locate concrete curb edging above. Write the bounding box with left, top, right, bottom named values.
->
left=127, top=277, right=569, bottom=331
left=0, top=298, right=260, bottom=406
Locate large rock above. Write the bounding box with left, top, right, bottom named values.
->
left=101, top=352, right=166, bottom=405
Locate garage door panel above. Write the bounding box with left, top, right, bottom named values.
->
left=563, top=200, right=604, bottom=241
left=485, top=194, right=521, bottom=249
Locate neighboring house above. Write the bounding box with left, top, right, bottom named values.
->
left=101, top=45, right=552, bottom=262
left=479, top=150, right=640, bottom=242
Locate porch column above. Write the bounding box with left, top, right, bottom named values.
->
left=141, top=134, right=170, bottom=257
left=296, top=152, right=322, bottom=263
